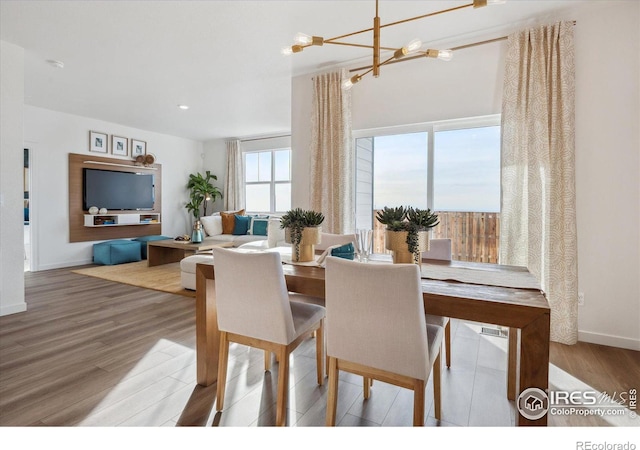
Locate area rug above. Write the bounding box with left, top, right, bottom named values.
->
left=71, top=260, right=195, bottom=298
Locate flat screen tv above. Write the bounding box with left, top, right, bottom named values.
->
left=83, top=168, right=155, bottom=211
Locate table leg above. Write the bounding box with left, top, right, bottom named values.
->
left=517, top=313, right=550, bottom=426
left=196, top=264, right=219, bottom=386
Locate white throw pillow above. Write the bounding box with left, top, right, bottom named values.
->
left=267, top=217, right=285, bottom=248
left=200, top=215, right=223, bottom=236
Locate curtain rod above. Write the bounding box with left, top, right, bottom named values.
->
left=349, top=20, right=577, bottom=73
left=239, top=134, right=291, bottom=143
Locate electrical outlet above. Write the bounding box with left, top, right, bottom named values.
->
left=578, top=292, right=585, bottom=306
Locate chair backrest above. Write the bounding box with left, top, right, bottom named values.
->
left=422, top=238, right=452, bottom=261
left=315, top=233, right=356, bottom=251
left=325, top=257, right=430, bottom=380
left=212, top=247, right=295, bottom=345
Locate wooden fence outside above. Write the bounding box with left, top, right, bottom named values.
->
left=371, top=210, right=500, bottom=264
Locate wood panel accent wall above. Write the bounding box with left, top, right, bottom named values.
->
left=68, top=153, right=162, bottom=242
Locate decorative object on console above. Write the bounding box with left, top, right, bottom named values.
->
left=376, top=206, right=439, bottom=265
left=88, top=206, right=99, bottom=215
left=111, top=135, right=128, bottom=156
left=99, top=207, right=107, bottom=215
left=282, top=0, right=504, bottom=90
left=131, top=139, right=146, bottom=157
left=185, top=171, right=223, bottom=220
left=89, top=131, right=108, bottom=153
left=144, top=153, right=156, bottom=166
left=280, top=208, right=324, bottom=262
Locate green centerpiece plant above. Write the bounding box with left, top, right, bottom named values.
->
left=280, top=208, right=325, bottom=262
left=376, top=205, right=439, bottom=264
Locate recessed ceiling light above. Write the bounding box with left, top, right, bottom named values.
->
left=178, top=104, right=189, bottom=110
left=46, top=59, right=64, bottom=69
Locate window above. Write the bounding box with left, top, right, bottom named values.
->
left=244, top=148, right=291, bottom=213
left=355, top=115, right=501, bottom=263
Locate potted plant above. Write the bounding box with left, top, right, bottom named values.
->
left=376, top=205, right=439, bottom=264
left=185, top=170, right=223, bottom=220
left=185, top=171, right=222, bottom=242
left=280, top=208, right=325, bottom=262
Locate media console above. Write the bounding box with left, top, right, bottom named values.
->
left=68, top=153, right=162, bottom=242
left=84, top=213, right=160, bottom=227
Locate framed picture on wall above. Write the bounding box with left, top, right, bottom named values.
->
left=89, top=131, right=108, bottom=153
left=111, top=135, right=128, bottom=156
left=131, top=139, right=146, bottom=157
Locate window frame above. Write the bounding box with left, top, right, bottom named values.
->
left=353, top=114, right=501, bottom=212
left=242, top=136, right=292, bottom=214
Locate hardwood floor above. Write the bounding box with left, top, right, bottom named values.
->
left=1, top=266, right=638, bottom=429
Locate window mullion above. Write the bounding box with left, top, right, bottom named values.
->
left=427, top=125, right=434, bottom=210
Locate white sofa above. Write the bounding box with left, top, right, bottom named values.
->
left=180, top=216, right=287, bottom=290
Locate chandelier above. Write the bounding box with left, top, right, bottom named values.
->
left=282, top=0, right=506, bottom=89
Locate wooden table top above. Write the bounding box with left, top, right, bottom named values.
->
left=147, top=239, right=229, bottom=251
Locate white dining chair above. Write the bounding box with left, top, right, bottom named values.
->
left=212, top=247, right=326, bottom=426
left=324, top=256, right=444, bottom=426
left=423, top=238, right=453, bottom=368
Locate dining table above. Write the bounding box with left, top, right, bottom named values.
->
left=195, top=254, right=550, bottom=426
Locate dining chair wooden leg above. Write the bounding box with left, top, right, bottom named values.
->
left=413, top=379, right=426, bottom=426
left=216, top=331, right=230, bottom=412
left=264, top=350, right=271, bottom=371
left=326, top=357, right=339, bottom=426
left=445, top=320, right=451, bottom=368
left=433, top=352, right=442, bottom=421
left=275, top=345, right=289, bottom=426
left=315, top=320, right=324, bottom=385
left=363, top=377, right=371, bottom=399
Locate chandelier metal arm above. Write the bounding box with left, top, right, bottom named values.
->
left=380, top=2, right=474, bottom=29
left=324, top=41, right=397, bottom=52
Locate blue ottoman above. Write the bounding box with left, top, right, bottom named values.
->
left=132, top=235, right=172, bottom=259
left=93, top=240, right=142, bottom=265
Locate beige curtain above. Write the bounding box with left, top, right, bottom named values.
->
left=223, top=139, right=244, bottom=211
left=310, top=69, right=354, bottom=234
left=500, top=21, right=578, bottom=344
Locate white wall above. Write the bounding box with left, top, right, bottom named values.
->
left=572, top=1, right=639, bottom=350
left=203, top=139, right=227, bottom=213
left=291, top=1, right=639, bottom=350
left=24, top=106, right=204, bottom=270
left=0, top=40, right=26, bottom=316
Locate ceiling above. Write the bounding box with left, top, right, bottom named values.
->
left=1, top=0, right=597, bottom=142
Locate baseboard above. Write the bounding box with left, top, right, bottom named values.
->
left=578, top=330, right=640, bottom=351
left=0, top=302, right=27, bottom=317
left=33, top=258, right=93, bottom=272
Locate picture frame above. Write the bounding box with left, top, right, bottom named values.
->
left=89, top=131, right=108, bottom=153
left=111, top=135, right=128, bottom=156
left=131, top=139, right=146, bottom=157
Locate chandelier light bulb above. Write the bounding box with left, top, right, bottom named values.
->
left=437, top=49, right=453, bottom=61
left=341, top=74, right=362, bottom=90
left=281, top=46, right=294, bottom=56
left=406, top=39, right=423, bottom=53
left=294, top=32, right=313, bottom=45
left=342, top=79, right=354, bottom=90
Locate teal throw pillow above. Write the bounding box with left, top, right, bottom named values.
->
left=232, top=215, right=251, bottom=235
left=331, top=243, right=355, bottom=260
left=249, top=217, right=269, bottom=236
